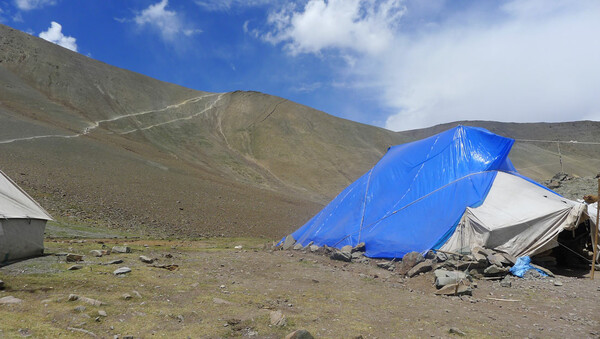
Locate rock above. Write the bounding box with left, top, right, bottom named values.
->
left=402, top=251, right=425, bottom=268
left=499, top=252, right=517, bottom=265
left=309, top=245, right=320, bottom=252
left=434, top=269, right=467, bottom=288
left=66, top=253, right=83, bottom=262
left=0, top=296, right=23, bottom=304
left=500, top=276, right=512, bottom=288
left=469, top=268, right=484, bottom=279
left=107, top=259, right=123, bottom=265
left=112, top=246, right=131, bottom=254
left=330, top=250, right=352, bottom=262
left=74, top=305, right=86, bottom=312
left=234, top=245, right=242, bottom=249
left=132, top=290, right=142, bottom=298
left=282, top=235, right=296, bottom=250
left=448, top=327, right=466, bottom=336
left=352, top=242, right=366, bottom=253
left=302, top=241, right=314, bottom=251
left=377, top=261, right=394, bottom=270
left=351, top=252, right=364, bottom=260
left=270, top=310, right=287, bottom=327
left=293, top=243, right=304, bottom=250
left=98, top=310, right=107, bottom=317
left=90, top=250, right=104, bottom=257
left=435, top=283, right=472, bottom=296
left=285, top=329, right=314, bottom=339
left=522, top=269, right=544, bottom=279
left=408, top=260, right=434, bottom=277
left=436, top=252, right=448, bottom=262
left=547, top=180, right=560, bottom=189
left=484, top=265, right=509, bottom=276
left=490, top=253, right=510, bottom=267
left=530, top=263, right=555, bottom=277
left=213, top=297, right=233, bottom=305
left=67, top=265, right=83, bottom=271
left=472, top=251, right=488, bottom=265
left=0, top=280, right=4, bottom=290
left=554, top=280, right=563, bottom=286
left=340, top=245, right=353, bottom=253
left=68, top=294, right=79, bottom=301
left=113, top=267, right=132, bottom=275
left=424, top=250, right=436, bottom=260
left=139, top=255, right=154, bottom=264
left=122, top=293, right=132, bottom=300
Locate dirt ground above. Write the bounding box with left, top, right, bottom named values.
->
left=1, top=237, right=598, bottom=338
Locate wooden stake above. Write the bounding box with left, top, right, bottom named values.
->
left=592, top=178, right=600, bottom=280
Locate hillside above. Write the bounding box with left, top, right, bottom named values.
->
left=0, top=23, right=598, bottom=239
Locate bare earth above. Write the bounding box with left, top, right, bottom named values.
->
left=1, top=238, right=598, bottom=338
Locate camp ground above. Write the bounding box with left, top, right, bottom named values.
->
left=0, top=170, right=53, bottom=263
left=284, top=126, right=596, bottom=267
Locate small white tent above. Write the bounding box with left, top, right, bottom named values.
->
left=0, top=170, right=52, bottom=263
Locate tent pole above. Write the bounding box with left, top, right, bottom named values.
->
left=592, top=178, right=599, bottom=280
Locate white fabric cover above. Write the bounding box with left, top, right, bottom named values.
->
left=0, top=170, right=52, bottom=220
left=0, top=219, right=46, bottom=262
left=441, top=172, right=586, bottom=257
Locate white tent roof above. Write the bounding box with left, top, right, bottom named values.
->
left=0, top=170, right=53, bottom=220
left=441, top=171, right=586, bottom=257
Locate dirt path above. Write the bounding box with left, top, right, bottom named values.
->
left=1, top=239, right=598, bottom=338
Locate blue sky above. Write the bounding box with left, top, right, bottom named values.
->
left=1, top=0, right=599, bottom=131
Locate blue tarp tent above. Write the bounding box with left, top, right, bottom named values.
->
left=288, top=126, right=586, bottom=259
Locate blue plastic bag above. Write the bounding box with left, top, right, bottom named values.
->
left=510, top=256, right=548, bottom=278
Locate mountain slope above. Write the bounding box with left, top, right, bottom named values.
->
left=1, top=24, right=598, bottom=238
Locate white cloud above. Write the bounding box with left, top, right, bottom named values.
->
left=14, top=0, right=55, bottom=11
left=263, top=0, right=405, bottom=55
left=262, top=0, right=600, bottom=130
left=195, top=0, right=275, bottom=11
left=39, top=21, right=78, bottom=52
left=134, top=0, right=201, bottom=42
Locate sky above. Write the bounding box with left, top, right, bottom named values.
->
left=1, top=0, right=599, bottom=131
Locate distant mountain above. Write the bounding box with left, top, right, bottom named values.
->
left=1, top=24, right=598, bottom=238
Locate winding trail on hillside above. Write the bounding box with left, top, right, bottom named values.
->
left=0, top=93, right=222, bottom=144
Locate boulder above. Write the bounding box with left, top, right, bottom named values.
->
left=499, top=252, right=517, bottom=265
left=309, top=245, right=320, bottom=252
left=285, top=329, right=314, bottom=339
left=139, top=255, right=154, bottom=264
left=434, top=269, right=467, bottom=288
left=330, top=250, right=352, bottom=262
left=351, top=242, right=366, bottom=253
left=500, top=276, right=512, bottom=288
left=436, top=252, right=448, bottom=262
left=351, top=252, right=364, bottom=260
left=0, top=296, right=23, bottom=304
left=435, top=283, right=472, bottom=296
left=89, top=250, right=104, bottom=257
left=340, top=245, right=353, bottom=254
left=377, top=261, right=394, bottom=270
left=424, top=250, right=436, bottom=260
left=302, top=241, right=314, bottom=251
left=407, top=260, right=434, bottom=277
left=472, top=252, right=487, bottom=265
left=293, top=243, right=304, bottom=251
left=484, top=265, right=509, bottom=276
left=66, top=253, right=83, bottom=262
left=489, top=254, right=509, bottom=267
left=113, top=267, right=132, bottom=275
left=402, top=251, right=425, bottom=268
left=112, top=246, right=131, bottom=254
left=282, top=236, right=296, bottom=250
left=67, top=265, right=83, bottom=271
left=107, top=259, right=123, bottom=265
left=270, top=310, right=287, bottom=327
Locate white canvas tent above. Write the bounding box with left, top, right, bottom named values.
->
left=440, top=171, right=588, bottom=257
left=0, top=170, right=52, bottom=263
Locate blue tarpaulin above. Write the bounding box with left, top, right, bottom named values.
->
left=288, top=126, right=518, bottom=258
